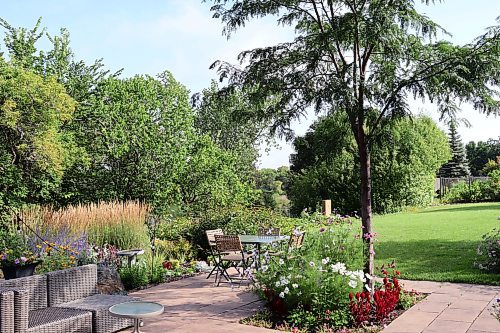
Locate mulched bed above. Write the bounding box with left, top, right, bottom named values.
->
left=241, top=293, right=427, bottom=333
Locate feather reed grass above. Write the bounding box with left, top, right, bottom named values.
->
left=21, top=201, right=150, bottom=250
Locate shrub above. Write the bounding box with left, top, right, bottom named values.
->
left=442, top=181, right=487, bottom=203
left=475, top=228, right=499, bottom=273
left=254, top=219, right=366, bottom=331
left=119, top=263, right=149, bottom=290
left=154, top=238, right=194, bottom=263
left=160, top=206, right=302, bottom=258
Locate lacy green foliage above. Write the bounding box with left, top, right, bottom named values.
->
left=474, top=228, right=499, bottom=274
left=289, top=115, right=450, bottom=215
left=255, top=221, right=365, bottom=331
left=0, top=59, right=76, bottom=215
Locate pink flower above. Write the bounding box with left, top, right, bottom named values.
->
left=20, top=257, right=27, bottom=262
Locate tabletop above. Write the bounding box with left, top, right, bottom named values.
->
left=109, top=301, right=164, bottom=319
left=239, top=235, right=289, bottom=244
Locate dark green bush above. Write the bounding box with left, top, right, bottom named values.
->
left=442, top=177, right=499, bottom=204
left=119, top=263, right=149, bottom=290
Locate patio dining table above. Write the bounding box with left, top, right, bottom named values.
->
left=239, top=234, right=289, bottom=269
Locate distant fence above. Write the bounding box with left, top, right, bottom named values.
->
left=435, top=177, right=490, bottom=198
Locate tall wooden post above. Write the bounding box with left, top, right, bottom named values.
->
left=322, top=200, right=331, bottom=216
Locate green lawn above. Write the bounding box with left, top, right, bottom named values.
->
left=374, top=202, right=500, bottom=286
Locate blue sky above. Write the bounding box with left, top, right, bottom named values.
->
left=2, top=0, right=499, bottom=168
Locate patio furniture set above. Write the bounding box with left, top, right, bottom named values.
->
left=0, top=264, right=162, bottom=333
left=0, top=228, right=303, bottom=332
left=205, top=228, right=305, bottom=286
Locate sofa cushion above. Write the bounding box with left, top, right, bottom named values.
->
left=45, top=264, right=98, bottom=306
left=28, top=307, right=92, bottom=333
left=57, top=294, right=135, bottom=333
left=0, top=275, right=47, bottom=311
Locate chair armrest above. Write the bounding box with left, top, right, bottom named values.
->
left=0, top=288, right=30, bottom=333
left=13, top=289, right=29, bottom=333
left=0, top=289, right=15, bottom=333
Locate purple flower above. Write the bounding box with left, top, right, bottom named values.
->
left=319, top=227, right=326, bottom=233
left=1, top=254, right=7, bottom=260
left=20, top=256, right=27, bottom=262
left=14, top=259, right=20, bottom=265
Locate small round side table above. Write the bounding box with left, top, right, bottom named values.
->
left=109, top=301, right=164, bottom=333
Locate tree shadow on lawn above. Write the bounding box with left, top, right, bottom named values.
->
left=418, top=203, right=500, bottom=214
left=375, top=239, right=499, bottom=286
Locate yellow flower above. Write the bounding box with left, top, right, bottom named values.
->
left=36, top=245, right=42, bottom=249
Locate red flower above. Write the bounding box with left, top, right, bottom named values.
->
left=162, top=261, right=173, bottom=270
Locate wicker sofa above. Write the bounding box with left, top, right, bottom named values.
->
left=0, top=264, right=135, bottom=333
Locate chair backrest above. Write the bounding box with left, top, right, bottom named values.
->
left=214, top=235, right=242, bottom=252
left=257, top=227, right=281, bottom=236
left=45, top=264, right=98, bottom=306
left=0, top=274, right=47, bottom=311
left=288, top=231, right=305, bottom=250
left=206, top=229, right=224, bottom=247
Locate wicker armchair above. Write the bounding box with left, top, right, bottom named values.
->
left=47, top=264, right=135, bottom=333
left=0, top=276, right=92, bottom=333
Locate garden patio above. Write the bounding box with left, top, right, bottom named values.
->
left=126, top=273, right=500, bottom=333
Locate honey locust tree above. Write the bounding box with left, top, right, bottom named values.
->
left=206, top=0, right=500, bottom=279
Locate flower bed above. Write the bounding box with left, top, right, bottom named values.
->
left=247, top=217, right=425, bottom=332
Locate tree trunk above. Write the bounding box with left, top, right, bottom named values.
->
left=357, top=129, right=374, bottom=286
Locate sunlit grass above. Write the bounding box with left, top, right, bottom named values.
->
left=374, top=202, right=500, bottom=285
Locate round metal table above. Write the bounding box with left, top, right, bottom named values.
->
left=109, top=301, right=164, bottom=333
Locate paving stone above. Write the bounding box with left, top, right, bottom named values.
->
left=438, top=307, right=482, bottom=322
left=423, top=319, right=470, bottom=333
left=468, top=315, right=500, bottom=333
left=450, top=299, right=489, bottom=311
left=382, top=310, right=437, bottom=332
left=411, top=299, right=450, bottom=313
left=425, top=292, right=459, bottom=304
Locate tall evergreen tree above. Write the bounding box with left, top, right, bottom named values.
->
left=439, top=121, right=470, bottom=177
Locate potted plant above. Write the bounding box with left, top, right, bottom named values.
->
left=0, top=228, right=42, bottom=280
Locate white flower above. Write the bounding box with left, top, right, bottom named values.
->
left=279, top=259, right=285, bottom=265
left=348, top=280, right=358, bottom=288
left=309, top=261, right=315, bottom=267
left=330, top=262, right=346, bottom=274
left=292, top=283, right=298, bottom=289
left=365, top=284, right=371, bottom=292
left=297, top=291, right=302, bottom=296
left=284, top=287, right=290, bottom=294
left=261, top=265, right=268, bottom=273
left=322, top=257, right=330, bottom=265
left=275, top=281, right=281, bottom=287
left=279, top=292, right=285, bottom=298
